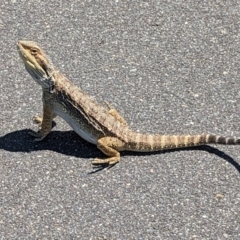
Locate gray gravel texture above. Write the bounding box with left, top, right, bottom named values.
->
left=1, top=0, right=240, bottom=239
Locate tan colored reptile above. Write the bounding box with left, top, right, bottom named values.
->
left=17, top=40, right=240, bottom=166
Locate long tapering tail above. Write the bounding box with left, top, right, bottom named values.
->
left=125, top=133, right=240, bottom=152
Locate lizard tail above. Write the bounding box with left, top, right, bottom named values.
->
left=125, top=133, right=240, bottom=152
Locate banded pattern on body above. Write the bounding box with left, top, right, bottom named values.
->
left=125, top=133, right=240, bottom=152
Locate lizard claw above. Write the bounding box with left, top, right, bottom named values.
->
left=104, top=101, right=112, bottom=110
left=91, top=162, right=115, bottom=172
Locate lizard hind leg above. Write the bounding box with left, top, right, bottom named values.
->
left=92, top=137, right=126, bottom=166
left=105, top=101, right=128, bottom=126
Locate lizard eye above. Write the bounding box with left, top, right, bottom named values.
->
left=31, top=49, right=38, bottom=55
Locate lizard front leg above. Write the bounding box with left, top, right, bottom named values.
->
left=29, top=104, right=55, bottom=141
left=92, top=137, right=126, bottom=165
left=32, top=113, right=57, bottom=126
left=105, top=101, right=128, bottom=126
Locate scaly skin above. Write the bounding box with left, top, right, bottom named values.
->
left=17, top=40, right=240, bottom=166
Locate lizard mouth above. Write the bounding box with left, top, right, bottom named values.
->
left=17, top=41, right=28, bottom=62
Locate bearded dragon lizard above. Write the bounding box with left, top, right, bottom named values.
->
left=17, top=40, right=240, bottom=166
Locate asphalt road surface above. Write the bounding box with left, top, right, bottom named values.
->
left=1, top=1, right=240, bottom=239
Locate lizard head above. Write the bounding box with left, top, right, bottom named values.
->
left=17, top=40, right=55, bottom=89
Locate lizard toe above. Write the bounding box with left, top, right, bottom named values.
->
left=28, top=130, right=41, bottom=137
left=28, top=130, right=46, bottom=141
left=92, top=157, right=119, bottom=166
left=32, top=116, right=43, bottom=125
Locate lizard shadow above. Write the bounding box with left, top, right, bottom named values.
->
left=0, top=129, right=240, bottom=174
left=122, top=146, right=240, bottom=174
left=0, top=129, right=101, bottom=159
